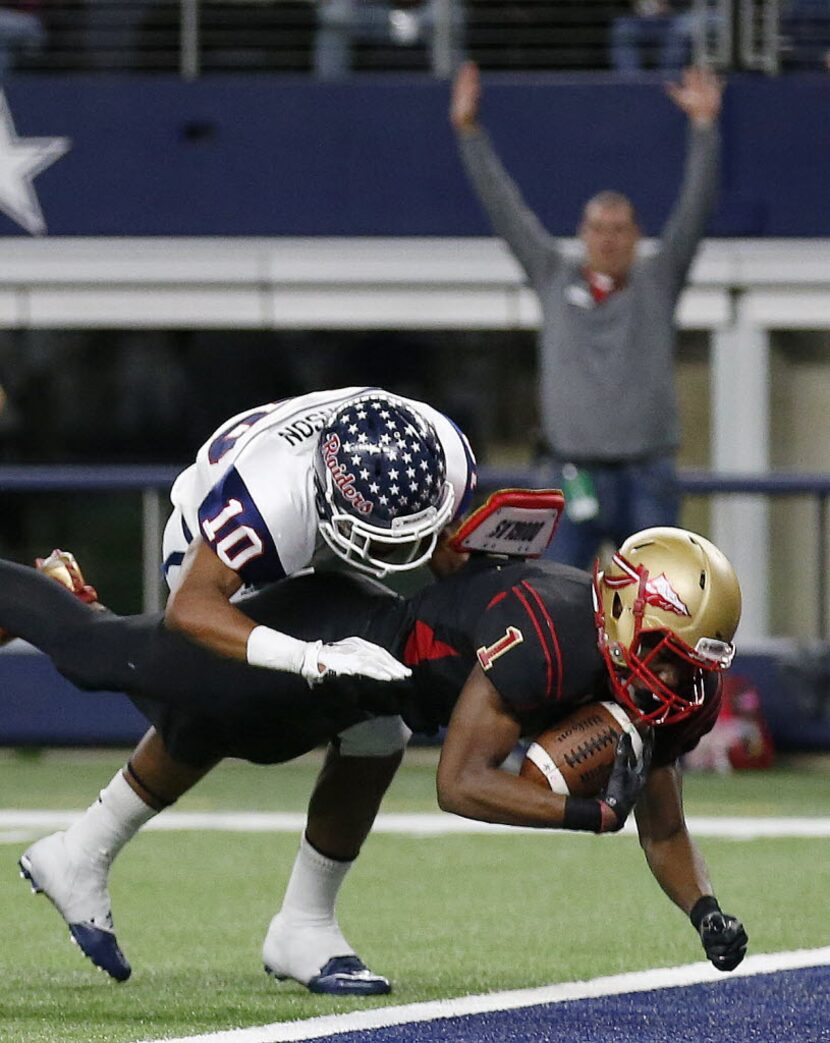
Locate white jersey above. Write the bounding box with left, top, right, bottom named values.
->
left=163, top=387, right=476, bottom=588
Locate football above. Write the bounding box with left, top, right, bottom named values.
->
left=519, top=701, right=645, bottom=797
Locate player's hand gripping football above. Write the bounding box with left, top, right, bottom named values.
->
left=304, top=636, right=412, bottom=686
left=598, top=729, right=654, bottom=832
left=692, top=899, right=749, bottom=972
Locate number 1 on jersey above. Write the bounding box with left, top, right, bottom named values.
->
left=476, top=626, right=524, bottom=671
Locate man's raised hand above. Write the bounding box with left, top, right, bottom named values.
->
left=450, top=61, right=482, bottom=133
left=666, top=66, right=723, bottom=126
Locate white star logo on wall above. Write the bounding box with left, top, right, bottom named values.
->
left=0, top=91, right=70, bottom=236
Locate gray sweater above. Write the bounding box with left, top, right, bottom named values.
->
left=458, top=123, right=720, bottom=461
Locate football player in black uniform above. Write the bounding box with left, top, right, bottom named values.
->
left=4, top=500, right=747, bottom=988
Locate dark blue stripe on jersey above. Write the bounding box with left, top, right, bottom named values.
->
left=324, top=965, right=830, bottom=1043
left=207, top=405, right=282, bottom=465
left=198, top=466, right=286, bottom=586
left=181, top=516, right=193, bottom=544
left=162, top=551, right=185, bottom=577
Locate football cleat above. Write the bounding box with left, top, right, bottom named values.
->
left=266, top=954, right=391, bottom=997
left=18, top=832, right=131, bottom=982
left=35, top=549, right=100, bottom=605
left=307, top=956, right=392, bottom=996
left=262, top=912, right=391, bottom=996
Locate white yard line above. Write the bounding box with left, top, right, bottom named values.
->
left=132, top=946, right=830, bottom=1043
left=1, top=809, right=830, bottom=839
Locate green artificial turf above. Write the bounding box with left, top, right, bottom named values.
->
left=0, top=750, right=828, bottom=1043
left=2, top=747, right=829, bottom=816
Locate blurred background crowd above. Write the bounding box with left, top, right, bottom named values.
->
left=0, top=0, right=827, bottom=77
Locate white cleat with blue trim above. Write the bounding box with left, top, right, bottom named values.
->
left=262, top=912, right=391, bottom=996
left=19, top=831, right=131, bottom=982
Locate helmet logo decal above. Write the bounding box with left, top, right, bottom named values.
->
left=477, top=626, right=524, bottom=671
left=644, top=573, right=690, bottom=617
left=321, top=433, right=374, bottom=516
left=313, top=392, right=457, bottom=578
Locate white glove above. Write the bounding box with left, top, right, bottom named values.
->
left=312, top=636, right=412, bottom=685
left=246, top=626, right=411, bottom=687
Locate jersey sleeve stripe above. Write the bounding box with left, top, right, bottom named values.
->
left=511, top=583, right=554, bottom=701
left=162, top=550, right=185, bottom=577
left=520, top=580, right=564, bottom=702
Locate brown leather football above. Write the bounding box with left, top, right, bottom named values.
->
left=519, top=701, right=644, bottom=797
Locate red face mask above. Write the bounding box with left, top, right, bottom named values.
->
left=592, top=558, right=731, bottom=727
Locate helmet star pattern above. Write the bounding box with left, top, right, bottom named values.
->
left=328, top=399, right=446, bottom=522
left=314, top=393, right=455, bottom=577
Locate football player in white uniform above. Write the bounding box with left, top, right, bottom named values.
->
left=20, top=387, right=476, bottom=995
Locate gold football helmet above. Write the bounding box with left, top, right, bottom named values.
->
left=593, top=527, right=742, bottom=726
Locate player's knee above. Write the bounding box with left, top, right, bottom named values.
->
left=336, top=715, right=412, bottom=758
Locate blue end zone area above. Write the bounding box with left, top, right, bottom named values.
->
left=327, top=966, right=830, bottom=1043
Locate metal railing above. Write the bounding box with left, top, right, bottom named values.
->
left=0, top=464, right=178, bottom=614
left=7, top=1, right=822, bottom=77
left=2, top=463, right=830, bottom=636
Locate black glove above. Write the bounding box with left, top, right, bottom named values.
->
left=598, top=729, right=654, bottom=833
left=691, top=896, right=748, bottom=972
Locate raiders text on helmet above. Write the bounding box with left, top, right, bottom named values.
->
left=313, top=393, right=455, bottom=577
left=593, top=527, right=742, bottom=726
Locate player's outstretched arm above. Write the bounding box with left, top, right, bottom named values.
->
left=635, top=762, right=748, bottom=971
left=166, top=539, right=410, bottom=685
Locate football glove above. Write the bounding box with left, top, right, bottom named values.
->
left=598, top=729, right=654, bottom=833
left=248, top=627, right=411, bottom=686
left=308, top=637, right=412, bottom=686
left=691, top=897, right=748, bottom=972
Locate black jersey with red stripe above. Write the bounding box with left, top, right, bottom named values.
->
left=399, top=557, right=606, bottom=736
left=399, top=556, right=722, bottom=767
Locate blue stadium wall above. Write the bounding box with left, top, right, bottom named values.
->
left=4, top=72, right=830, bottom=237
